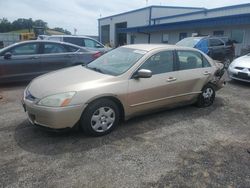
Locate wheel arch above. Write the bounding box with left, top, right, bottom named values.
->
left=84, top=95, right=125, bottom=121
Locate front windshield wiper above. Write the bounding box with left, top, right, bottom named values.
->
left=85, top=65, right=104, bottom=74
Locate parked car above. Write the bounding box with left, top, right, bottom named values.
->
left=45, top=35, right=111, bottom=53
left=22, top=44, right=226, bottom=136
left=176, top=36, right=235, bottom=67
left=0, top=40, right=101, bottom=83
left=228, top=53, right=250, bottom=82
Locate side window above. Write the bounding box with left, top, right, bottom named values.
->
left=48, top=37, right=61, bottom=41
left=140, top=51, right=174, bottom=75
left=64, top=37, right=84, bottom=47
left=177, top=51, right=204, bottom=70
left=84, top=39, right=102, bottom=48
left=65, top=45, right=80, bottom=52
left=43, top=43, right=67, bottom=54
left=10, top=43, right=38, bottom=55
left=209, top=39, right=224, bottom=47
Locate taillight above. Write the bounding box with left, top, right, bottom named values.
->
left=92, top=52, right=102, bottom=59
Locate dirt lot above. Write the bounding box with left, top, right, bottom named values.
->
left=0, top=80, right=249, bottom=188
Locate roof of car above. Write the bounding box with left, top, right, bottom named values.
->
left=2, top=40, right=92, bottom=51
left=124, top=44, right=197, bottom=51
left=49, top=35, right=95, bottom=40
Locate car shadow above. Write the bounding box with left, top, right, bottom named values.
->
left=0, top=81, right=30, bottom=90
left=14, top=96, right=226, bottom=156
left=228, top=79, right=250, bottom=88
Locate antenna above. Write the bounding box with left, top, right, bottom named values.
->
left=145, top=0, right=148, bottom=6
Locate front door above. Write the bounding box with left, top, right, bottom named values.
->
left=127, top=50, right=180, bottom=115
left=0, top=42, right=40, bottom=82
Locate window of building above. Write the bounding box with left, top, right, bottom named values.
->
left=140, top=51, right=174, bottom=75
left=162, top=34, right=169, bottom=43
left=179, top=33, right=187, bottom=41
left=213, top=30, right=224, bottom=36
left=231, top=30, right=244, bottom=44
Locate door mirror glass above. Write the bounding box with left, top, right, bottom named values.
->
left=4, top=52, right=12, bottom=59
left=135, top=69, right=152, bottom=79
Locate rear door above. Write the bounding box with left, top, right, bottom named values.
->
left=174, top=50, right=214, bottom=100
left=39, top=42, right=76, bottom=73
left=0, top=42, right=40, bottom=82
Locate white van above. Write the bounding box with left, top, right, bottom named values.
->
left=45, top=35, right=111, bottom=53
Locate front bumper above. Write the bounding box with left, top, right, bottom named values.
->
left=22, top=99, right=85, bottom=129
left=228, top=67, right=250, bottom=83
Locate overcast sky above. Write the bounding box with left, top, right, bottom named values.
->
left=0, top=0, right=249, bottom=35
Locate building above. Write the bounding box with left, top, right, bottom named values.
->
left=98, top=3, right=250, bottom=56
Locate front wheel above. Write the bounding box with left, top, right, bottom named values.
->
left=80, top=99, right=120, bottom=136
left=196, top=84, right=215, bottom=108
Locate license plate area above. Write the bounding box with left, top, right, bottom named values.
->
left=238, top=72, right=249, bottom=79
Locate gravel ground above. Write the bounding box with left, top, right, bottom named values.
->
left=0, top=80, right=249, bottom=188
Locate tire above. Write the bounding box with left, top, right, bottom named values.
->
left=80, top=99, right=120, bottom=136
left=196, top=84, right=215, bottom=108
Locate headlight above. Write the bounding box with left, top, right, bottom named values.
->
left=37, top=92, right=76, bottom=107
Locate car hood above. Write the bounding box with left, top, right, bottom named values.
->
left=28, top=65, right=113, bottom=99
left=231, top=55, right=250, bottom=68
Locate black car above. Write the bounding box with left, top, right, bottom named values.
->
left=0, top=40, right=101, bottom=83
left=176, top=36, right=235, bottom=67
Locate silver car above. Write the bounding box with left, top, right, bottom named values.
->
left=228, top=54, right=250, bottom=82
left=22, top=44, right=226, bottom=136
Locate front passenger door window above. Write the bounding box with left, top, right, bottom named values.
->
left=10, top=43, right=38, bottom=55
left=140, top=51, right=174, bottom=74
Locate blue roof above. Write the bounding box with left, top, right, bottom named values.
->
left=117, top=13, right=250, bottom=33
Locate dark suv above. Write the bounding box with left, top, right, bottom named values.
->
left=176, top=36, right=235, bottom=67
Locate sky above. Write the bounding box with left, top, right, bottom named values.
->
left=0, top=0, right=250, bottom=35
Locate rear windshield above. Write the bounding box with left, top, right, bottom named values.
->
left=176, top=37, right=203, bottom=47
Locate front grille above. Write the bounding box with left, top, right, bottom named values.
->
left=233, top=73, right=250, bottom=80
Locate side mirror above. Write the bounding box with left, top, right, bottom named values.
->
left=134, top=69, right=152, bottom=79
left=4, top=52, right=12, bottom=60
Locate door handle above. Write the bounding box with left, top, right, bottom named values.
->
left=167, top=77, right=177, bottom=82
left=203, top=71, right=211, bottom=75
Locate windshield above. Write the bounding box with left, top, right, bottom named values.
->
left=86, top=47, right=147, bottom=76
left=176, top=37, right=203, bottom=47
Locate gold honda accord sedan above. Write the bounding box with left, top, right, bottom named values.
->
left=22, top=44, right=226, bottom=136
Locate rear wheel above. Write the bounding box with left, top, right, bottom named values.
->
left=196, top=84, right=215, bottom=108
left=80, top=99, right=120, bottom=136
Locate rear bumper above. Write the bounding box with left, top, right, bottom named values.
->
left=22, top=99, right=85, bottom=129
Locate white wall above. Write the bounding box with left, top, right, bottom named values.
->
left=151, top=7, right=203, bottom=19
left=157, top=5, right=250, bottom=25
